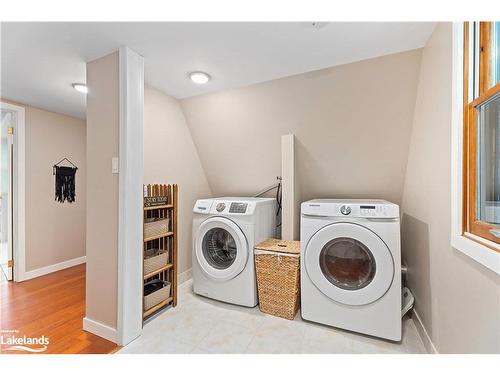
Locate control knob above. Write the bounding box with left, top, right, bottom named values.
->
left=340, top=205, right=351, bottom=215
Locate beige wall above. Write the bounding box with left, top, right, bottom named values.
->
left=85, top=51, right=119, bottom=329
left=1, top=98, right=86, bottom=272
left=181, top=49, right=422, bottom=205
left=26, top=106, right=86, bottom=271
left=401, top=23, right=500, bottom=353
left=144, top=86, right=212, bottom=274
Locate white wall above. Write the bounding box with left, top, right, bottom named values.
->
left=181, top=49, right=422, bottom=205
left=144, top=85, right=212, bottom=275
left=401, top=23, right=500, bottom=353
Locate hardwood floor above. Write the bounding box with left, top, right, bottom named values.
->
left=0, top=264, right=118, bottom=354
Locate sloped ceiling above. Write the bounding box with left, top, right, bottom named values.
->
left=1, top=22, right=435, bottom=119
left=181, top=49, right=423, bottom=204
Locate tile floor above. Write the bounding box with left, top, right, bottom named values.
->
left=118, top=280, right=427, bottom=354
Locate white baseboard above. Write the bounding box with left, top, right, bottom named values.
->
left=178, top=268, right=192, bottom=285
left=22, top=256, right=86, bottom=281
left=413, top=309, right=438, bottom=354
left=83, top=317, right=117, bottom=343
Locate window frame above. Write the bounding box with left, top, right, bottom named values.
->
left=462, top=21, right=500, bottom=248
left=451, top=23, right=499, bottom=275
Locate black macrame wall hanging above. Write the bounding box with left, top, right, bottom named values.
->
left=53, top=158, right=78, bottom=203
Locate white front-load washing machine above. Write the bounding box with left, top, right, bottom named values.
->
left=192, top=197, right=276, bottom=307
left=301, top=199, right=401, bottom=341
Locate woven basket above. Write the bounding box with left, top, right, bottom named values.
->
left=254, top=239, right=300, bottom=320
left=144, top=280, right=171, bottom=311
left=144, top=248, right=169, bottom=275
left=144, top=218, right=170, bottom=239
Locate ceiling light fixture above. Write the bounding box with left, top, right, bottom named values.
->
left=72, top=83, right=88, bottom=94
left=189, top=71, right=211, bottom=84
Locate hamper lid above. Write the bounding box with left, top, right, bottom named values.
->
left=255, top=238, right=300, bottom=255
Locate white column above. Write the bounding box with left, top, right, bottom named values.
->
left=117, top=46, right=144, bottom=346
left=281, top=134, right=300, bottom=240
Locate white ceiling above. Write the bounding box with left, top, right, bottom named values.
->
left=0, top=22, right=435, bottom=119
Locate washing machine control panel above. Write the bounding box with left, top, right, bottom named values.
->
left=352, top=204, right=391, bottom=218
left=194, top=200, right=256, bottom=215
left=302, top=200, right=400, bottom=219
left=193, top=200, right=214, bottom=213
left=340, top=205, right=351, bottom=215
left=360, top=205, right=377, bottom=216
left=216, top=202, right=226, bottom=212
left=229, top=202, right=248, bottom=213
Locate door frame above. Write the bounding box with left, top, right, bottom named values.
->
left=0, top=101, right=26, bottom=282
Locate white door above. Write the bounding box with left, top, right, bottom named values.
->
left=304, top=222, right=394, bottom=306
left=194, top=217, right=248, bottom=281
left=0, top=110, right=14, bottom=280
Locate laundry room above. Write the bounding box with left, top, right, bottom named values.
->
left=1, top=14, right=499, bottom=364
left=132, top=22, right=497, bottom=355
left=133, top=40, right=422, bottom=353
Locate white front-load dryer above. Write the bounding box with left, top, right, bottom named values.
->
left=192, top=197, right=276, bottom=307
left=301, top=199, right=402, bottom=341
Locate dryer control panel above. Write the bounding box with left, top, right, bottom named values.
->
left=302, top=199, right=399, bottom=219
left=359, top=205, right=378, bottom=217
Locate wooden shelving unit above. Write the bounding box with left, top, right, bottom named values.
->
left=144, top=231, right=174, bottom=243
left=143, top=263, right=174, bottom=280
left=142, top=184, right=178, bottom=320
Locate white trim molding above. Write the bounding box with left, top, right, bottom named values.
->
left=0, top=101, right=26, bottom=282
left=116, top=46, right=144, bottom=347
left=83, top=317, right=117, bottom=343
left=412, top=310, right=438, bottom=354
left=23, top=256, right=86, bottom=281
left=178, top=268, right=192, bottom=285
left=450, top=22, right=500, bottom=275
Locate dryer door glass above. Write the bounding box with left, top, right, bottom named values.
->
left=319, top=237, right=376, bottom=290
left=202, top=228, right=237, bottom=270
left=305, top=222, right=394, bottom=305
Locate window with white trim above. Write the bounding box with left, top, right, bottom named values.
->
left=463, top=22, right=500, bottom=247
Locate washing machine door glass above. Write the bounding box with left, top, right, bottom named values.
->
left=195, top=217, right=249, bottom=281
left=202, top=228, right=237, bottom=269
left=305, top=222, right=394, bottom=306
left=319, top=237, right=376, bottom=290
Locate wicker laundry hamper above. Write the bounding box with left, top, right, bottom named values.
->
left=254, top=239, right=301, bottom=320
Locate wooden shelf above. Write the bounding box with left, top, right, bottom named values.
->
left=143, top=297, right=173, bottom=319
left=143, top=263, right=173, bottom=280
left=143, top=231, right=173, bottom=242
left=143, top=183, right=178, bottom=322
left=144, top=204, right=173, bottom=211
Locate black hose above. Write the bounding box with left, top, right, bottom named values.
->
left=276, top=180, right=282, bottom=216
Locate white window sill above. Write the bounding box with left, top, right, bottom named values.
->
left=451, top=234, right=500, bottom=275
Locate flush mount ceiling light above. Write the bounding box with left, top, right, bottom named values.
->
left=189, top=71, right=211, bottom=84
left=72, top=83, right=88, bottom=94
